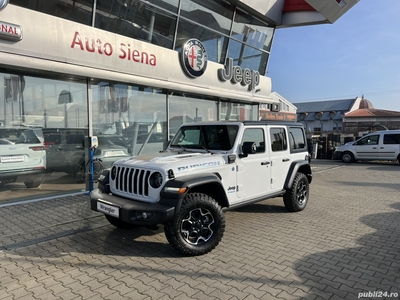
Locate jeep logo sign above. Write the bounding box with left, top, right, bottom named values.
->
left=218, top=58, right=260, bottom=91
left=180, top=39, right=208, bottom=78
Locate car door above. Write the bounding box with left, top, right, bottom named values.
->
left=235, top=127, right=271, bottom=200
left=269, top=126, right=291, bottom=191
left=353, top=134, right=380, bottom=160
left=379, top=133, right=400, bottom=160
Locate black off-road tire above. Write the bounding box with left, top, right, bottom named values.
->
left=105, top=214, right=136, bottom=229
left=164, top=193, right=225, bottom=256
left=283, top=172, right=309, bottom=212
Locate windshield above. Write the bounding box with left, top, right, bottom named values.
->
left=170, top=125, right=239, bottom=151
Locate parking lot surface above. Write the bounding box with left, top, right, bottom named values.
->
left=0, top=160, right=399, bottom=300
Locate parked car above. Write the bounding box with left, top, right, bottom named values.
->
left=0, top=129, right=46, bottom=188
left=44, top=130, right=130, bottom=183
left=333, top=130, right=400, bottom=163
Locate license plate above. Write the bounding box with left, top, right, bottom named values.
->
left=97, top=201, right=119, bottom=217
left=1, top=156, right=25, bottom=163
left=107, top=150, right=124, bottom=156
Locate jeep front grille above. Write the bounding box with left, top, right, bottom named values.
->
left=113, top=166, right=151, bottom=196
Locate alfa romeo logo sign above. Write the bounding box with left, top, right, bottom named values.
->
left=0, top=0, right=9, bottom=11
left=181, top=39, right=208, bottom=78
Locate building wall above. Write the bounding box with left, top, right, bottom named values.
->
left=0, top=0, right=360, bottom=201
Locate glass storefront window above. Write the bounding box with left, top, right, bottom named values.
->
left=10, top=0, right=94, bottom=26
left=180, top=0, right=233, bottom=36
left=175, top=19, right=229, bottom=64
left=1, top=73, right=88, bottom=129
left=220, top=101, right=258, bottom=121
left=232, top=9, right=274, bottom=53
left=227, top=40, right=269, bottom=75
left=91, top=81, right=167, bottom=156
left=168, top=93, right=218, bottom=137
left=0, top=72, right=88, bottom=202
left=95, top=1, right=176, bottom=49
left=137, top=0, right=179, bottom=14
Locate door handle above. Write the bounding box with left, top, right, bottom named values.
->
left=282, top=158, right=290, bottom=162
left=261, top=161, right=270, bottom=165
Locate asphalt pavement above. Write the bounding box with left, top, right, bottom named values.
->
left=0, top=160, right=399, bottom=300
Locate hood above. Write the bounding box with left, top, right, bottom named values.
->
left=113, top=151, right=226, bottom=174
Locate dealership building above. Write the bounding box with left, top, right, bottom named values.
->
left=0, top=0, right=358, bottom=203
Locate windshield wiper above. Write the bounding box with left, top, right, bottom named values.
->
left=178, top=145, right=187, bottom=153
left=202, top=146, right=211, bottom=153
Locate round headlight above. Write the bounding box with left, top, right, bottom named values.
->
left=149, top=172, right=163, bottom=188
left=111, top=166, right=117, bottom=180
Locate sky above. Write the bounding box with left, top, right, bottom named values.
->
left=267, top=0, right=400, bottom=112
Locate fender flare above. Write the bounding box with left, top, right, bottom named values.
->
left=159, top=173, right=229, bottom=212
left=284, top=161, right=312, bottom=190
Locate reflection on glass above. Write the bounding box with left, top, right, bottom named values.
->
left=175, top=19, right=229, bottom=63
left=0, top=72, right=89, bottom=201
left=180, top=0, right=233, bottom=35
left=10, top=0, right=94, bottom=26
left=220, top=102, right=258, bottom=121
left=227, top=40, right=268, bottom=75
left=232, top=9, right=274, bottom=53
left=91, top=81, right=167, bottom=156
left=95, top=0, right=176, bottom=48
left=0, top=73, right=88, bottom=129
left=168, top=93, right=218, bottom=137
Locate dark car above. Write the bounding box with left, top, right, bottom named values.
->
left=44, top=129, right=130, bottom=183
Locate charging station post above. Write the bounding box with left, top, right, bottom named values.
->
left=88, top=136, right=98, bottom=192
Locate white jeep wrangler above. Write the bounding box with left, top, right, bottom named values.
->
left=90, top=121, right=312, bottom=256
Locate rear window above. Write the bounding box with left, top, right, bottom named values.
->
left=15, top=129, right=43, bottom=144
left=288, top=127, right=306, bottom=150
left=383, top=134, right=400, bottom=145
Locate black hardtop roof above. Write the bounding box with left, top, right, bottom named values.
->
left=185, top=120, right=305, bottom=127
left=242, top=120, right=305, bottom=127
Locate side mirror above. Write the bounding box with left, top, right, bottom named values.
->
left=242, top=142, right=257, bottom=155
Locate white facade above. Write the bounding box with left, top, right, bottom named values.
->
left=0, top=0, right=360, bottom=201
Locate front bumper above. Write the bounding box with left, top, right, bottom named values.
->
left=90, top=188, right=176, bottom=226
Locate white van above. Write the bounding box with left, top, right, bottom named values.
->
left=333, top=130, right=400, bottom=163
